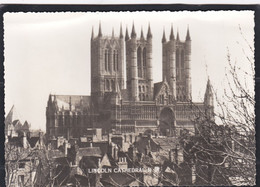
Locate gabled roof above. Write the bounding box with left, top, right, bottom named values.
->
left=152, top=137, right=179, bottom=151
left=27, top=136, right=40, bottom=148
left=101, top=172, right=137, bottom=186
left=47, top=149, right=65, bottom=158
left=154, top=79, right=171, bottom=99
left=78, top=147, right=102, bottom=157
left=52, top=95, right=91, bottom=111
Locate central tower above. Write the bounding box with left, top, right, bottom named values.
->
left=125, top=23, right=154, bottom=101
left=91, top=23, right=124, bottom=109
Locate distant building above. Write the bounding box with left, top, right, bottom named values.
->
left=5, top=106, right=45, bottom=187
left=5, top=105, right=31, bottom=137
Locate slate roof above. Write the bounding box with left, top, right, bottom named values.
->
left=101, top=172, right=137, bottom=186
left=55, top=157, right=70, bottom=166
left=154, top=81, right=164, bottom=98
left=7, top=136, right=23, bottom=147
left=80, top=156, right=100, bottom=168
left=47, top=149, right=65, bottom=158
left=78, top=147, right=102, bottom=157
left=27, top=136, right=40, bottom=148
left=152, top=137, right=179, bottom=151
left=54, top=95, right=91, bottom=111
left=153, top=79, right=171, bottom=99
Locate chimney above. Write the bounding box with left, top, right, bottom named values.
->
left=191, top=161, right=196, bottom=184
left=64, top=140, right=68, bottom=157
left=22, top=132, right=28, bottom=149
left=114, top=145, right=118, bottom=161
left=169, top=150, right=174, bottom=162
left=98, top=158, right=101, bottom=168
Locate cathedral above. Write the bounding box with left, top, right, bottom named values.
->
left=46, top=23, right=214, bottom=141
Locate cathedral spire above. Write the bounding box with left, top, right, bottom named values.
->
left=204, top=78, right=214, bottom=107
left=176, top=28, right=180, bottom=41
left=186, top=25, right=191, bottom=41
left=147, top=23, right=152, bottom=39
left=140, top=27, right=144, bottom=39
left=162, top=27, right=166, bottom=43
left=131, top=22, right=136, bottom=38
left=98, top=21, right=102, bottom=37
left=125, top=26, right=130, bottom=41
left=170, top=24, right=175, bottom=40
left=91, top=26, right=94, bottom=40
left=120, top=23, right=123, bottom=39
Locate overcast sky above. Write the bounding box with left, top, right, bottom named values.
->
left=4, top=11, right=254, bottom=131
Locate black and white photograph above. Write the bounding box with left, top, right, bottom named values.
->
left=4, top=10, right=255, bottom=186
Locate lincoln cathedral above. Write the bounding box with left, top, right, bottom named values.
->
left=46, top=23, right=214, bottom=141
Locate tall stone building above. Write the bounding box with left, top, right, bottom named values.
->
left=46, top=23, right=214, bottom=141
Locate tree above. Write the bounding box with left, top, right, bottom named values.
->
left=180, top=26, right=255, bottom=186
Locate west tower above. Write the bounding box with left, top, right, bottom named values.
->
left=125, top=23, right=153, bottom=101
left=91, top=23, right=124, bottom=109
left=162, top=25, right=191, bottom=101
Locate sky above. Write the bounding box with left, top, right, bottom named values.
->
left=4, top=11, right=254, bottom=131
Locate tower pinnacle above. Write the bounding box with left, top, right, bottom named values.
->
left=204, top=78, right=214, bottom=107
left=120, top=23, right=123, bottom=39
left=147, top=23, right=152, bottom=39
left=162, top=28, right=166, bottom=43
left=131, top=22, right=136, bottom=38
left=176, top=28, right=180, bottom=41
left=170, top=24, right=175, bottom=40
left=186, top=25, right=191, bottom=41
left=125, top=27, right=130, bottom=41
left=140, top=27, right=144, bottom=39
left=98, top=21, right=102, bottom=37
left=91, top=26, right=94, bottom=40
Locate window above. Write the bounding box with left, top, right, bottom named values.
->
left=181, top=50, right=184, bottom=68
left=18, top=175, right=24, bottom=186
left=143, top=48, right=146, bottom=67
left=113, top=50, right=116, bottom=71
left=116, top=53, right=119, bottom=71
left=106, top=80, right=110, bottom=91
left=105, top=49, right=109, bottom=71
left=19, top=162, right=25, bottom=169
left=137, top=47, right=142, bottom=77
left=111, top=80, right=115, bottom=91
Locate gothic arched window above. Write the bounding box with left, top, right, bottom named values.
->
left=176, top=49, right=180, bottom=68
left=116, top=52, right=119, bottom=71
left=143, top=47, right=146, bottom=67
left=106, top=79, right=110, bottom=91
left=181, top=50, right=185, bottom=68
left=111, top=80, right=115, bottom=91
left=181, top=50, right=185, bottom=80
left=105, top=49, right=109, bottom=71
left=113, top=50, right=116, bottom=71
left=137, top=47, right=142, bottom=78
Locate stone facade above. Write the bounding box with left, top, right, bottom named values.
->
left=46, top=23, right=214, bottom=142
